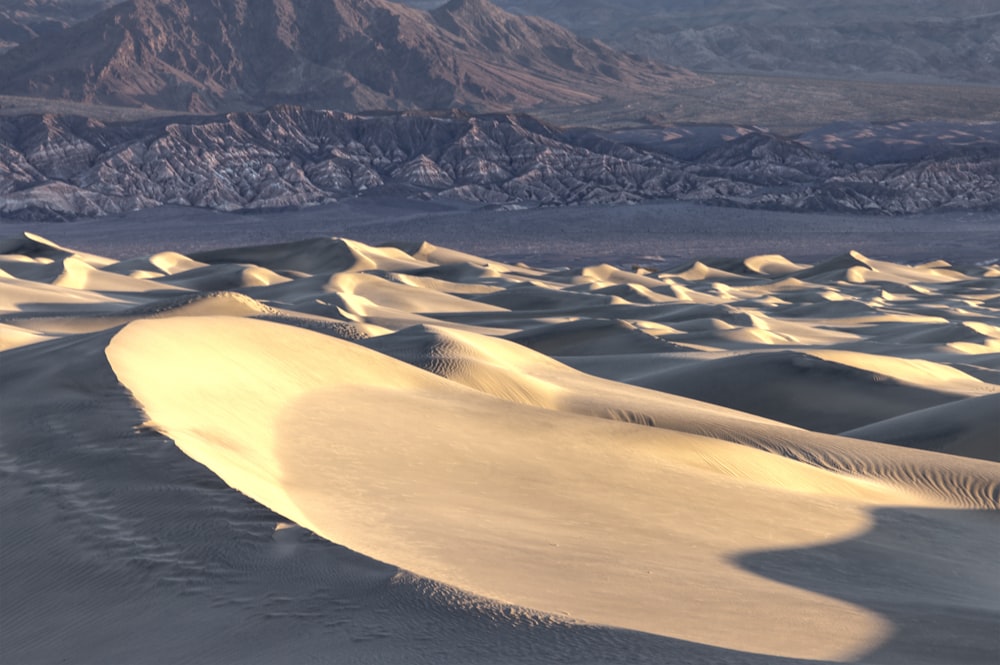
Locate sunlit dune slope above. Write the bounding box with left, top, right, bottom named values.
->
left=106, top=314, right=985, bottom=660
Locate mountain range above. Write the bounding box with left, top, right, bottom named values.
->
left=3, top=106, right=996, bottom=220
left=0, top=0, right=997, bottom=220
left=8, top=1, right=995, bottom=87
left=0, top=0, right=701, bottom=114
left=398, top=0, right=1000, bottom=85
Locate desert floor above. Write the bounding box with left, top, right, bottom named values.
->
left=2, top=204, right=998, bottom=664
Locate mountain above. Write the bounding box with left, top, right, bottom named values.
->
left=398, top=0, right=1000, bottom=85
left=623, top=13, right=1000, bottom=85
left=0, top=0, right=702, bottom=114
left=2, top=106, right=996, bottom=220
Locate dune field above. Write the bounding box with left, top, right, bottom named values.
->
left=1, top=231, right=998, bottom=664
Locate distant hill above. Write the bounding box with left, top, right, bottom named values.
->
left=398, top=0, right=1000, bottom=85
left=2, top=106, right=996, bottom=219
left=0, top=0, right=702, bottom=114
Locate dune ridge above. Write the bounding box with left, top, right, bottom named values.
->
left=2, top=233, right=998, bottom=664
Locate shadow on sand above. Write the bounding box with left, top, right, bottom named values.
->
left=9, top=329, right=996, bottom=664
left=736, top=505, right=1000, bottom=665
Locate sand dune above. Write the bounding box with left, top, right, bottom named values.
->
left=108, top=315, right=911, bottom=660
left=844, top=393, right=1000, bottom=462
left=2, top=233, right=998, bottom=664
left=622, top=349, right=990, bottom=433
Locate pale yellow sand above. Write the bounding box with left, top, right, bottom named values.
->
left=108, top=315, right=901, bottom=660
left=2, top=233, right=998, bottom=664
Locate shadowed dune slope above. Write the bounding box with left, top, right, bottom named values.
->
left=625, top=349, right=991, bottom=433
left=844, top=393, right=1000, bottom=463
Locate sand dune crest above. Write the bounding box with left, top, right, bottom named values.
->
left=108, top=315, right=904, bottom=659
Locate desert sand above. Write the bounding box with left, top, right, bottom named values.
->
left=1, top=232, right=997, bottom=664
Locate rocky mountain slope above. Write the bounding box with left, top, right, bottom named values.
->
left=2, top=107, right=996, bottom=220
left=399, top=0, right=1000, bottom=85
left=0, top=0, right=700, bottom=113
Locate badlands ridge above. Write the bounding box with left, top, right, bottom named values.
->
left=1, top=232, right=998, bottom=664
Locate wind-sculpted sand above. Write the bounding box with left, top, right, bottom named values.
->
left=1, top=233, right=998, bottom=664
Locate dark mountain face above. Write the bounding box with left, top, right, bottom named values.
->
left=2, top=106, right=996, bottom=220
left=0, top=0, right=702, bottom=113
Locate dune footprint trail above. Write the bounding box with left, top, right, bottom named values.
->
left=4, top=232, right=1000, bottom=664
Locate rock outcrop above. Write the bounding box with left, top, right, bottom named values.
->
left=2, top=107, right=997, bottom=220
